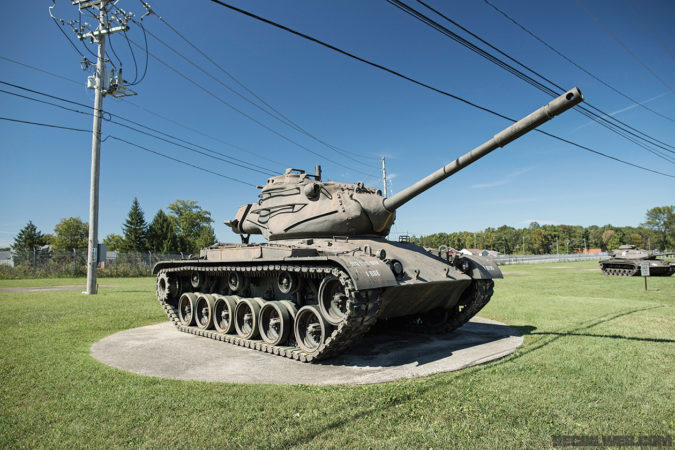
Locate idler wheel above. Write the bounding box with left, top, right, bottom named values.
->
left=178, top=292, right=197, bottom=326
left=213, top=295, right=239, bottom=333
left=195, top=294, right=215, bottom=330
left=259, top=301, right=292, bottom=345
left=277, top=271, right=299, bottom=294
left=294, top=305, right=328, bottom=354
left=234, top=298, right=262, bottom=339
left=318, top=275, right=349, bottom=326
left=228, top=272, right=248, bottom=293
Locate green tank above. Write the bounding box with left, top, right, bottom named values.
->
left=154, top=88, right=583, bottom=362
left=599, top=245, right=675, bottom=276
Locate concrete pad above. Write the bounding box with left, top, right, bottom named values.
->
left=91, top=317, right=523, bottom=385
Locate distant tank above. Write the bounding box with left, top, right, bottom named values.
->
left=153, top=88, right=583, bottom=362
left=599, top=245, right=675, bottom=276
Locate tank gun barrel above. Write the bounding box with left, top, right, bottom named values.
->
left=383, top=87, right=583, bottom=212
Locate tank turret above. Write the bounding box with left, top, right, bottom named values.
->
left=226, top=87, right=583, bottom=241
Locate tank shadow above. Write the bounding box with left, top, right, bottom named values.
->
left=318, top=319, right=522, bottom=368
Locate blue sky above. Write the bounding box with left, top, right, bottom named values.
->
left=1, top=0, right=673, bottom=248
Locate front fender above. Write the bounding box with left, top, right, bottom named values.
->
left=460, top=255, right=503, bottom=279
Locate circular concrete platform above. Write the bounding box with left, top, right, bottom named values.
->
left=91, top=317, right=523, bottom=385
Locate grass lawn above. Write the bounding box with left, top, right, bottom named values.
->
left=0, top=261, right=673, bottom=448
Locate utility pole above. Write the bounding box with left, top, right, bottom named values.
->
left=84, top=1, right=107, bottom=295
left=381, top=157, right=388, bottom=198
left=64, top=0, right=134, bottom=294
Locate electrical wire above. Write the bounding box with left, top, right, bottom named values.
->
left=146, top=10, right=376, bottom=163
left=625, top=0, right=675, bottom=62
left=205, top=0, right=675, bottom=178
left=0, top=114, right=255, bottom=186
left=118, top=97, right=287, bottom=167
left=0, top=81, right=279, bottom=175
left=0, top=57, right=286, bottom=168
left=107, top=136, right=255, bottom=186
left=0, top=56, right=81, bottom=86
left=139, top=22, right=375, bottom=167
left=51, top=16, right=86, bottom=59
left=126, top=38, right=377, bottom=178
left=0, top=116, right=90, bottom=133
left=481, top=0, right=675, bottom=123
left=576, top=0, right=674, bottom=92
left=396, top=0, right=675, bottom=157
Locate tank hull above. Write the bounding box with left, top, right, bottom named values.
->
left=153, top=238, right=501, bottom=362
left=599, top=258, right=675, bottom=276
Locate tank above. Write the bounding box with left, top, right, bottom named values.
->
left=599, top=245, right=675, bottom=276
left=153, top=88, right=583, bottom=362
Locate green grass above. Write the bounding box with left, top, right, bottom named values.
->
left=1, top=262, right=673, bottom=448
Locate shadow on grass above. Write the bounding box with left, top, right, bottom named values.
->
left=278, top=304, right=666, bottom=447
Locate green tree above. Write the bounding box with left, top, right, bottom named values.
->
left=103, top=233, right=124, bottom=251
left=11, top=221, right=46, bottom=265
left=12, top=221, right=46, bottom=252
left=641, top=205, right=674, bottom=250
left=147, top=209, right=179, bottom=253
left=167, top=200, right=215, bottom=253
left=120, top=198, right=148, bottom=252
left=52, top=217, right=88, bottom=251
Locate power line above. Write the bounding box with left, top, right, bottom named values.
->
left=205, top=0, right=675, bottom=179
left=0, top=114, right=254, bottom=186
left=107, top=136, right=255, bottom=186
left=0, top=56, right=288, bottom=169
left=0, top=56, right=81, bottom=86
left=145, top=10, right=377, bottom=164
left=481, top=0, right=675, bottom=123
left=0, top=116, right=90, bottom=133
left=118, top=98, right=287, bottom=168
left=397, top=0, right=675, bottom=156
left=139, top=21, right=375, bottom=167
left=0, top=80, right=278, bottom=175
left=126, top=38, right=377, bottom=178
left=625, top=0, right=675, bottom=62
left=576, top=0, right=674, bottom=92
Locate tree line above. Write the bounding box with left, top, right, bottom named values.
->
left=411, top=206, right=674, bottom=254
left=10, top=198, right=216, bottom=256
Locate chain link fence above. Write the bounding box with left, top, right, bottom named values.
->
left=493, top=252, right=608, bottom=265
left=0, top=249, right=185, bottom=279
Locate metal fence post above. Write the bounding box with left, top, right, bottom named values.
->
left=73, top=249, right=77, bottom=275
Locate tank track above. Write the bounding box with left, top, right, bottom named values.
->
left=155, top=264, right=381, bottom=363
left=600, top=264, right=639, bottom=276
